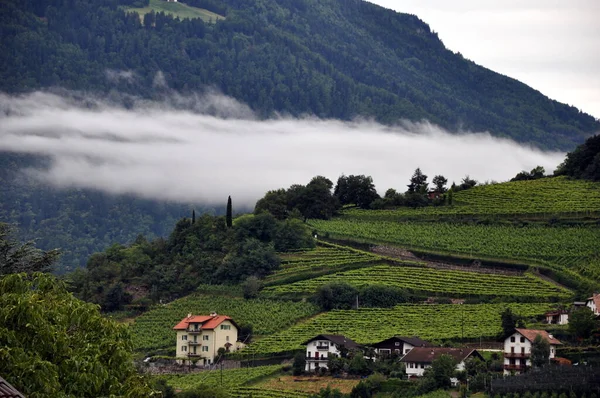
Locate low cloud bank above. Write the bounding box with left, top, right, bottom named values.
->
left=0, top=91, right=565, bottom=206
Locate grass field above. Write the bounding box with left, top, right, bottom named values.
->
left=263, top=264, right=571, bottom=299
left=158, top=365, right=282, bottom=391
left=131, top=294, right=318, bottom=352
left=126, top=0, right=224, bottom=23
left=239, top=303, right=551, bottom=356
left=254, top=375, right=359, bottom=395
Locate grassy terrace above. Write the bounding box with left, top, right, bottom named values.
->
left=263, top=264, right=571, bottom=299
left=265, top=243, right=385, bottom=285
left=158, top=365, right=282, bottom=392
left=239, top=303, right=551, bottom=356
left=344, top=177, right=600, bottom=220
left=126, top=0, right=225, bottom=23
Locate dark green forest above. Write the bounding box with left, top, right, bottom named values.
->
left=67, top=212, right=314, bottom=311
left=0, top=153, right=209, bottom=272
left=1, top=0, right=599, bottom=273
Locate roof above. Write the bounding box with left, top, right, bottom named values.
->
left=302, top=334, right=361, bottom=349
left=0, top=376, right=26, bottom=398
left=173, top=314, right=238, bottom=331
left=586, top=293, right=600, bottom=309
left=545, top=310, right=568, bottom=316
left=514, top=328, right=562, bottom=345
left=400, top=347, right=483, bottom=364
left=371, top=336, right=433, bottom=348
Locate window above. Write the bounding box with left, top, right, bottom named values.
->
left=182, top=346, right=187, bottom=352
left=510, top=336, right=515, bottom=342
left=203, top=335, right=209, bottom=341
left=395, top=342, right=400, bottom=346
left=420, top=364, right=424, bottom=369
left=308, top=351, right=311, bottom=358
left=226, top=336, right=230, bottom=342
left=520, top=337, right=525, bottom=343
left=182, top=335, right=187, bottom=341
left=521, top=347, right=525, bottom=354
left=220, top=325, right=231, bottom=330
left=202, top=346, right=209, bottom=352
left=511, top=347, right=514, bottom=353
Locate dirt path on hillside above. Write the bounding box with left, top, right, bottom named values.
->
left=371, top=245, right=524, bottom=276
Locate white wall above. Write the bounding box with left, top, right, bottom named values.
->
left=305, top=339, right=341, bottom=372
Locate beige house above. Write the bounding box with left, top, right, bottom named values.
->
left=503, top=328, right=562, bottom=375
left=173, top=313, right=243, bottom=366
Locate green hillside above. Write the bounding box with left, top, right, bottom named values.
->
left=126, top=0, right=224, bottom=23
left=1, top=0, right=598, bottom=149
left=239, top=303, right=552, bottom=356
left=343, top=176, right=600, bottom=220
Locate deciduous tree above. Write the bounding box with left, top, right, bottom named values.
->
left=0, top=273, right=152, bottom=397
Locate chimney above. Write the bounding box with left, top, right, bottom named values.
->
left=187, top=313, right=192, bottom=318
left=210, top=312, right=217, bottom=317
left=548, top=334, right=554, bottom=339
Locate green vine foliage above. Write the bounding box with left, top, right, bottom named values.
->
left=0, top=273, right=154, bottom=397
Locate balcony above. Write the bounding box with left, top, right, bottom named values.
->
left=504, top=352, right=530, bottom=359
left=316, top=345, right=329, bottom=350
left=187, top=328, right=202, bottom=334
left=188, top=353, right=202, bottom=357
left=188, top=341, right=201, bottom=346
left=306, top=356, right=328, bottom=361
left=504, top=364, right=527, bottom=371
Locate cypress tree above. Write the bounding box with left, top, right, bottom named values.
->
left=226, top=196, right=232, bottom=228
left=192, top=209, right=196, bottom=224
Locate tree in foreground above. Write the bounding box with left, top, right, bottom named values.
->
left=420, top=354, right=457, bottom=392
left=569, top=307, right=597, bottom=340
left=0, top=273, right=153, bottom=397
left=0, top=223, right=59, bottom=275
left=530, top=334, right=550, bottom=368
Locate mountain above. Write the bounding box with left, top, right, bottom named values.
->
left=1, top=0, right=599, bottom=271
left=1, top=0, right=598, bottom=150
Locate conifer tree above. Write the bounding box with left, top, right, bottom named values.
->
left=192, top=209, right=196, bottom=224
left=226, top=196, right=233, bottom=228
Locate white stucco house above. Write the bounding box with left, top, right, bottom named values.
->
left=400, top=347, right=483, bottom=385
left=586, top=293, right=600, bottom=316
left=302, top=334, right=361, bottom=372
left=173, top=313, right=244, bottom=366
left=544, top=309, right=569, bottom=325
left=503, top=328, right=562, bottom=375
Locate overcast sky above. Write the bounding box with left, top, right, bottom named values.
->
left=369, top=0, right=600, bottom=119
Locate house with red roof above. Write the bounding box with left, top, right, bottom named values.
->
left=173, top=313, right=243, bottom=366
left=586, top=293, right=600, bottom=316
left=503, top=328, right=562, bottom=375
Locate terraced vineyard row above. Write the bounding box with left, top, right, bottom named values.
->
left=265, top=243, right=384, bottom=284
left=131, top=295, right=318, bottom=352
left=159, top=365, right=282, bottom=391
left=240, top=303, right=551, bottom=356
left=230, top=387, right=309, bottom=397
left=263, top=264, right=571, bottom=298
left=310, top=220, right=600, bottom=265
left=344, top=177, right=600, bottom=219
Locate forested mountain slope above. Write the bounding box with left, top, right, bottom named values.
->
left=1, top=0, right=598, bottom=150
left=2, top=0, right=599, bottom=272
